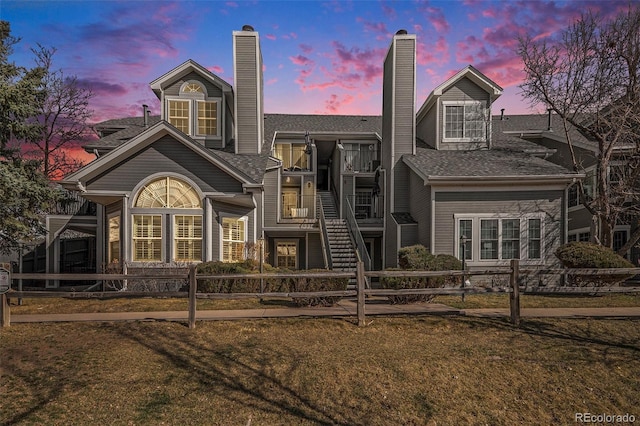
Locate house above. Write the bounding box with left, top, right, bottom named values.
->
left=492, top=112, right=640, bottom=264
left=41, top=26, right=583, bottom=287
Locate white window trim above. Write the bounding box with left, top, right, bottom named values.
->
left=132, top=214, right=164, bottom=263
left=442, top=100, right=487, bottom=143
left=219, top=214, right=248, bottom=262
left=173, top=215, right=204, bottom=263
left=165, top=81, right=222, bottom=139
left=275, top=239, right=298, bottom=269
left=454, top=213, right=546, bottom=265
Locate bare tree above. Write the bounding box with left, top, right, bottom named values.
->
left=517, top=6, right=640, bottom=255
left=23, top=45, right=93, bottom=179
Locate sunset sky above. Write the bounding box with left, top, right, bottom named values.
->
left=2, top=0, right=633, bottom=125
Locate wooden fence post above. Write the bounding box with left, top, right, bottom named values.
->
left=1, top=294, right=9, bottom=328
left=509, top=259, right=520, bottom=326
left=188, top=265, right=197, bottom=329
left=356, top=261, right=366, bottom=326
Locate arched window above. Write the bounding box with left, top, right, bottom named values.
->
left=132, top=177, right=203, bottom=262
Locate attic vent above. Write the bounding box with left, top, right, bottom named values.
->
left=242, top=24, right=255, bottom=31
left=396, top=29, right=408, bottom=35
left=360, top=117, right=367, bottom=121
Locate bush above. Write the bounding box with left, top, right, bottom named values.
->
left=555, top=242, right=634, bottom=286
left=196, top=262, right=348, bottom=306
left=381, top=246, right=462, bottom=304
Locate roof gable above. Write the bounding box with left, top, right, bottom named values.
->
left=62, top=122, right=254, bottom=190
left=149, top=59, right=232, bottom=99
left=417, top=65, right=502, bottom=120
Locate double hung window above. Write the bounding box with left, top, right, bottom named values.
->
left=167, top=81, right=220, bottom=138
left=222, top=217, right=246, bottom=262
left=443, top=102, right=486, bottom=141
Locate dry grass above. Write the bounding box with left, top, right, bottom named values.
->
left=436, top=293, right=640, bottom=309
left=7, top=296, right=293, bottom=315
left=1, top=316, right=639, bottom=425
left=8, top=292, right=639, bottom=315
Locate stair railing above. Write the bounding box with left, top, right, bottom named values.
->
left=317, top=195, right=332, bottom=269
left=345, top=197, right=371, bottom=272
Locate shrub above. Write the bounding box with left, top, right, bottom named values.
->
left=196, top=262, right=348, bottom=306
left=381, top=246, right=462, bottom=304
left=555, top=242, right=634, bottom=286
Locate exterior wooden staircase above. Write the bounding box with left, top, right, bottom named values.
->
left=318, top=191, right=358, bottom=273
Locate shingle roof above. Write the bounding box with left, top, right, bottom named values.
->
left=86, top=116, right=161, bottom=150
left=264, top=114, right=382, bottom=144
left=493, top=113, right=595, bottom=149
left=404, top=147, right=575, bottom=179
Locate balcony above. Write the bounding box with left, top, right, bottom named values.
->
left=281, top=194, right=316, bottom=219
left=346, top=193, right=384, bottom=226
left=343, top=147, right=379, bottom=173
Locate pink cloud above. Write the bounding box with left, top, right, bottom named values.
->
left=265, top=34, right=276, bottom=41
left=299, top=44, right=313, bottom=54
left=266, top=78, right=278, bottom=85
left=225, top=2, right=238, bottom=7
left=289, top=55, right=313, bottom=66
left=417, top=4, right=450, bottom=33
left=207, top=65, right=224, bottom=74
left=381, top=3, right=397, bottom=20
left=323, top=94, right=355, bottom=113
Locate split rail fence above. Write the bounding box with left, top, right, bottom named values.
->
left=2, top=260, right=640, bottom=329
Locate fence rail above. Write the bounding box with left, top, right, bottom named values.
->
left=2, top=261, right=640, bottom=329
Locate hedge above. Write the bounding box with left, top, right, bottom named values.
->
left=196, top=261, right=348, bottom=306
left=381, top=245, right=462, bottom=304
left=555, top=242, right=634, bottom=286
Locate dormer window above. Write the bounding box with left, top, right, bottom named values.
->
left=166, top=81, right=220, bottom=139
left=443, top=101, right=486, bottom=142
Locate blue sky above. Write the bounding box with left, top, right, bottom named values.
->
left=2, top=0, right=633, bottom=125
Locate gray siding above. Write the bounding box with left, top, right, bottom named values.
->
left=408, top=171, right=431, bottom=248
left=384, top=214, right=399, bottom=268
left=307, top=232, right=325, bottom=269
left=164, top=71, right=223, bottom=97
left=416, top=106, right=437, bottom=149
left=263, top=169, right=279, bottom=227
left=87, top=135, right=243, bottom=193
left=341, top=175, right=354, bottom=218
left=400, top=224, right=418, bottom=247
left=433, top=190, right=563, bottom=266
left=393, top=37, right=416, bottom=159
left=234, top=33, right=262, bottom=155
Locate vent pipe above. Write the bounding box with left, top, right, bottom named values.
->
left=500, top=108, right=505, bottom=120
left=547, top=108, right=553, bottom=131
left=242, top=24, right=255, bottom=31
left=142, top=104, right=149, bottom=127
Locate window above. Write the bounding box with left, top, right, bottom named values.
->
left=222, top=217, right=246, bottom=262
left=133, top=215, right=162, bottom=261
left=444, top=102, right=486, bottom=141
left=168, top=100, right=190, bottom=134
left=528, top=219, right=541, bottom=259
left=276, top=241, right=297, bottom=269
left=457, top=215, right=544, bottom=262
left=568, top=184, right=579, bottom=208
left=459, top=219, right=472, bottom=261
left=344, top=144, right=375, bottom=172
left=354, top=191, right=372, bottom=219
left=480, top=219, right=499, bottom=260
left=501, top=219, right=520, bottom=259
left=166, top=81, right=220, bottom=138
left=108, top=215, right=120, bottom=263
left=197, top=101, right=218, bottom=136
left=273, top=143, right=309, bottom=171
left=174, top=215, right=202, bottom=261
left=132, top=176, right=202, bottom=263
left=282, top=190, right=299, bottom=218
left=613, top=230, right=628, bottom=253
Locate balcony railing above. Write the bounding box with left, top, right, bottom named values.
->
left=281, top=194, right=316, bottom=219
left=346, top=194, right=384, bottom=221
left=343, top=149, right=379, bottom=173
